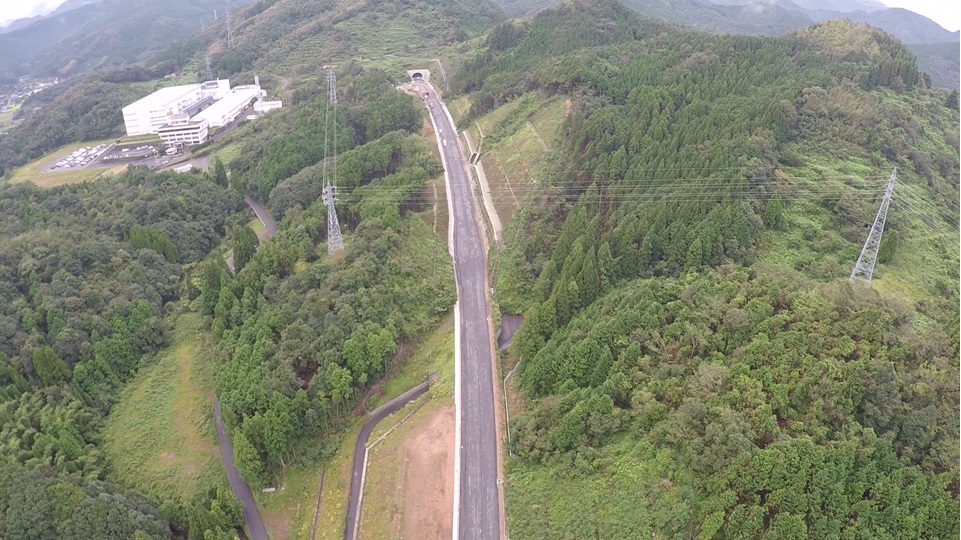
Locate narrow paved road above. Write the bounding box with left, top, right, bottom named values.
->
left=217, top=196, right=277, bottom=537
left=421, top=83, right=501, bottom=539
left=344, top=381, right=431, bottom=540
left=213, top=396, right=270, bottom=540
left=244, top=195, right=278, bottom=236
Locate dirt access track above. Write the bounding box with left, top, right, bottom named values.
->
left=359, top=403, right=455, bottom=539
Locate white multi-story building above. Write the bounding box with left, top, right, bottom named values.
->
left=157, top=114, right=209, bottom=147
left=121, top=80, right=230, bottom=136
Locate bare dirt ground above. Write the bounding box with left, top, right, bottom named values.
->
left=360, top=403, right=455, bottom=539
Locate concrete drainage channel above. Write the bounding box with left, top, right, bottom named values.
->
left=343, top=376, right=436, bottom=540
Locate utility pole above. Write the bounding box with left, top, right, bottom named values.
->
left=850, top=167, right=897, bottom=285
left=323, top=68, right=344, bottom=255
left=205, top=55, right=213, bottom=81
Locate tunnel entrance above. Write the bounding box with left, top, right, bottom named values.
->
left=406, top=69, right=431, bottom=83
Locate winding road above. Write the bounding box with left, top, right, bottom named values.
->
left=244, top=195, right=279, bottom=236
left=215, top=194, right=276, bottom=539
left=343, top=381, right=432, bottom=540
left=214, top=396, right=270, bottom=540
left=420, top=82, right=502, bottom=539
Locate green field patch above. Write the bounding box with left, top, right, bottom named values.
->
left=102, top=312, right=224, bottom=502
left=506, top=438, right=691, bottom=538
left=118, top=133, right=162, bottom=146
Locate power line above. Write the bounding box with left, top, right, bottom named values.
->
left=323, top=68, right=344, bottom=255
left=850, top=168, right=897, bottom=285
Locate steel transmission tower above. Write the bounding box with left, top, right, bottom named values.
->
left=322, top=69, right=344, bottom=255
left=850, top=168, right=897, bottom=285
left=225, top=2, right=233, bottom=50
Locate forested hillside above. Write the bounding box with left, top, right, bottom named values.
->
left=486, top=0, right=960, bottom=88
left=193, top=68, right=456, bottom=486
left=0, top=79, right=149, bottom=177
left=460, top=1, right=959, bottom=537
left=0, top=169, right=249, bottom=537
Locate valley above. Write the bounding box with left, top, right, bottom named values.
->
left=0, top=0, right=957, bottom=539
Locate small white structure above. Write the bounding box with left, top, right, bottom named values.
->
left=158, top=113, right=209, bottom=147
left=254, top=100, right=283, bottom=113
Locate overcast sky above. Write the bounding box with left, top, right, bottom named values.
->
left=0, top=0, right=959, bottom=31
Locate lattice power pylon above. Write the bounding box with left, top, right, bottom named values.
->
left=850, top=167, right=897, bottom=285
left=322, top=68, right=344, bottom=255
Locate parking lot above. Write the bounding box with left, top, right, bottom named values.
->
left=100, top=144, right=159, bottom=163
left=46, top=144, right=111, bottom=171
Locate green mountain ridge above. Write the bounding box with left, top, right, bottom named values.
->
left=457, top=2, right=957, bottom=537
left=487, top=0, right=960, bottom=88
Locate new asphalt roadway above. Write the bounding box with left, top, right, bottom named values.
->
left=421, top=82, right=502, bottom=540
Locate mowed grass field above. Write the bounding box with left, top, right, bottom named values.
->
left=9, top=138, right=126, bottom=188
left=103, top=312, right=225, bottom=502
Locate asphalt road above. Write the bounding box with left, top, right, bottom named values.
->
left=343, top=381, right=431, bottom=540
left=216, top=197, right=276, bottom=536
left=245, top=195, right=278, bottom=236
left=422, top=84, right=501, bottom=539
left=213, top=396, right=270, bottom=540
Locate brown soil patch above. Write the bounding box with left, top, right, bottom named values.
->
left=422, top=118, right=442, bottom=163
left=399, top=405, right=454, bottom=539
left=361, top=404, right=455, bottom=539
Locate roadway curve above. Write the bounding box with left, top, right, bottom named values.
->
left=244, top=195, right=278, bottom=236
left=216, top=196, right=277, bottom=538
left=344, top=381, right=431, bottom=540
left=421, top=83, right=502, bottom=539
left=214, top=396, right=270, bottom=540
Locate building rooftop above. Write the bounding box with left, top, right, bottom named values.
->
left=122, top=84, right=200, bottom=113
left=191, top=86, right=263, bottom=123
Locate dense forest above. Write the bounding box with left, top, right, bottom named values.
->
left=0, top=170, right=248, bottom=538
left=0, top=0, right=957, bottom=537
left=462, top=1, right=959, bottom=538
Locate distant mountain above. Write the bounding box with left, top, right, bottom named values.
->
left=908, top=41, right=961, bottom=89
left=488, top=0, right=959, bottom=87
left=0, top=0, right=254, bottom=82
left=809, top=7, right=960, bottom=44
left=619, top=0, right=811, bottom=36
left=493, top=0, right=957, bottom=43
left=710, top=0, right=884, bottom=13
left=0, top=0, right=102, bottom=34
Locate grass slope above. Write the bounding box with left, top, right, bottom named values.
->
left=102, top=312, right=224, bottom=502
